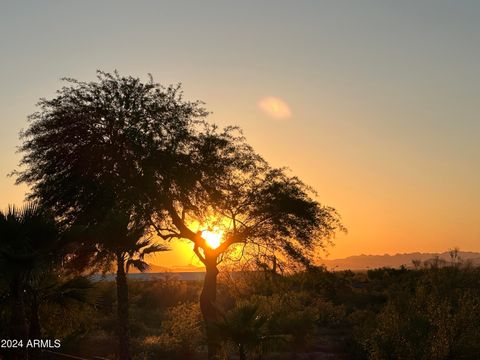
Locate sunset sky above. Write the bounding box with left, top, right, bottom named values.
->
left=1, top=1, right=479, bottom=267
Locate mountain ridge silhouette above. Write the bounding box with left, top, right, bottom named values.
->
left=319, top=251, right=480, bottom=270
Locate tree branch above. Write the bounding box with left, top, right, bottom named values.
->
left=193, top=243, right=206, bottom=264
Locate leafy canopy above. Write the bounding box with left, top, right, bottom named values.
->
left=16, top=70, right=207, bottom=228
left=151, top=128, right=345, bottom=267
left=16, top=70, right=344, bottom=270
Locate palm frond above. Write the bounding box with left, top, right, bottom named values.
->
left=139, top=244, right=170, bottom=259
left=126, top=259, right=149, bottom=273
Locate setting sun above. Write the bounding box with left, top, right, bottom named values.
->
left=201, top=229, right=224, bottom=249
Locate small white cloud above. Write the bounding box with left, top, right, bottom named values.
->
left=258, top=96, right=292, bottom=119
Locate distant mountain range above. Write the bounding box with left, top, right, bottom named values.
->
left=132, top=251, right=480, bottom=273
left=319, top=251, right=480, bottom=270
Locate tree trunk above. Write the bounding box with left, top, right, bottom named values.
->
left=116, top=252, right=131, bottom=360
left=29, top=295, right=42, bottom=360
left=200, top=258, right=220, bottom=360
left=10, top=275, right=29, bottom=360
left=239, top=343, right=246, bottom=360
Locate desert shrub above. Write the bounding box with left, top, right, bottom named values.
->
left=252, top=291, right=318, bottom=351
left=133, top=276, right=201, bottom=311
left=356, top=268, right=480, bottom=360
left=39, top=302, right=99, bottom=340
left=223, top=270, right=349, bottom=351
left=316, top=298, right=346, bottom=326
left=135, top=302, right=204, bottom=360
left=216, top=302, right=268, bottom=359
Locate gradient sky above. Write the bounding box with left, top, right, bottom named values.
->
left=1, top=1, right=479, bottom=266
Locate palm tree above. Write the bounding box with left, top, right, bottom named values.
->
left=26, top=272, right=93, bottom=337
left=67, top=207, right=168, bottom=360
left=113, top=236, right=168, bottom=360
left=217, top=304, right=268, bottom=360
left=25, top=271, right=93, bottom=360
left=0, top=203, right=58, bottom=359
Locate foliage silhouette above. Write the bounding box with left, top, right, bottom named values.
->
left=15, top=71, right=193, bottom=360
left=16, top=70, right=344, bottom=360
left=0, top=203, right=58, bottom=359
left=150, top=129, right=345, bottom=359
left=216, top=303, right=267, bottom=360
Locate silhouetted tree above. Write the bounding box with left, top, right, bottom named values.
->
left=15, top=71, right=200, bottom=360
left=0, top=203, right=58, bottom=360
left=15, top=71, right=344, bottom=360
left=412, top=258, right=422, bottom=269
left=449, top=247, right=461, bottom=266
left=150, top=131, right=345, bottom=359
left=66, top=206, right=167, bottom=359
